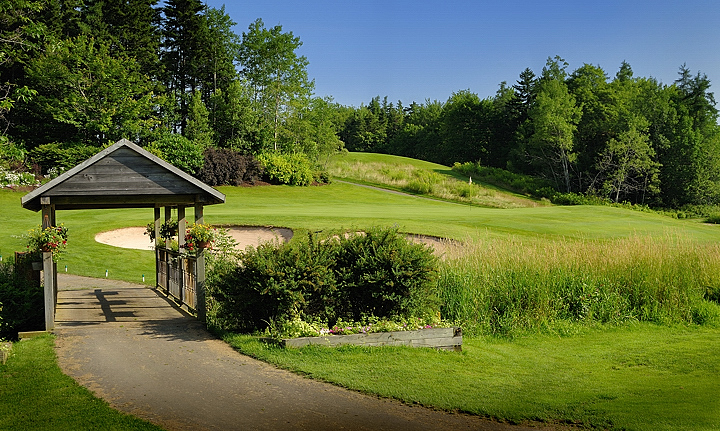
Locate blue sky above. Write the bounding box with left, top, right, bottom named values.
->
left=203, top=0, right=720, bottom=107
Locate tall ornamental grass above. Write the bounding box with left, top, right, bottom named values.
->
left=438, top=234, right=720, bottom=337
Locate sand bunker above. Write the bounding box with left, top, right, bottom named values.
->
left=95, top=226, right=453, bottom=257
left=95, top=226, right=293, bottom=251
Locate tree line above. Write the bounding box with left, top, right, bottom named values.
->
left=2, top=2, right=719, bottom=208
left=0, top=0, right=343, bottom=175
left=339, top=57, right=720, bottom=208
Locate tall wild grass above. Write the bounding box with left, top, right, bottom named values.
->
left=329, top=160, right=543, bottom=208
left=438, top=234, right=720, bottom=337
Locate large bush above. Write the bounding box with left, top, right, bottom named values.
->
left=145, top=134, right=204, bottom=175
left=257, top=152, right=314, bottom=186
left=29, top=142, right=99, bottom=174
left=0, top=258, right=44, bottom=340
left=196, top=148, right=263, bottom=186
left=0, top=137, right=27, bottom=171
left=207, top=228, right=439, bottom=333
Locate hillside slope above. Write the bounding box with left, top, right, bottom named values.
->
left=328, top=152, right=545, bottom=209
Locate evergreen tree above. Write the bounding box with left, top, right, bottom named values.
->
left=200, top=6, right=240, bottom=95
left=186, top=89, right=213, bottom=148
left=161, top=0, right=207, bottom=132
left=81, top=0, right=162, bottom=78
left=40, top=0, right=83, bottom=39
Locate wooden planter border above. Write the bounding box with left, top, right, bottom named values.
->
left=281, top=326, right=462, bottom=351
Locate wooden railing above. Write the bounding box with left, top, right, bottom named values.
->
left=156, top=248, right=197, bottom=312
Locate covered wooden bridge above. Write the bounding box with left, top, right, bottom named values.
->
left=21, top=139, right=226, bottom=330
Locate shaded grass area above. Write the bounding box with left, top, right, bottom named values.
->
left=223, top=324, right=720, bottom=431
left=0, top=335, right=163, bottom=431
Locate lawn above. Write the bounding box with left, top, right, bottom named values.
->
left=224, top=323, right=720, bottom=431
left=0, top=335, right=163, bottom=431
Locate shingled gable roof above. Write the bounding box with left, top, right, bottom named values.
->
left=22, top=139, right=225, bottom=211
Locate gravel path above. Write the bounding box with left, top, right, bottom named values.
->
left=54, top=274, right=559, bottom=431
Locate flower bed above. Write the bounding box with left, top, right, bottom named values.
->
left=280, top=326, right=462, bottom=351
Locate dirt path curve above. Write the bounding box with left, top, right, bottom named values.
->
left=54, top=274, right=554, bottom=431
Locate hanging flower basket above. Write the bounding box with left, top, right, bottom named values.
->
left=25, top=224, right=68, bottom=259
left=145, top=220, right=179, bottom=242
left=185, top=223, right=215, bottom=252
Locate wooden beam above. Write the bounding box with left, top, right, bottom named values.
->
left=154, top=207, right=160, bottom=290
left=41, top=202, right=57, bottom=330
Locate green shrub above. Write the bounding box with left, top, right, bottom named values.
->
left=29, top=142, right=99, bottom=174
left=207, top=227, right=439, bottom=333
left=313, top=169, right=331, bottom=184
left=0, top=258, right=44, bottom=340
left=257, top=152, right=314, bottom=186
left=0, top=136, right=26, bottom=170
left=145, top=134, right=204, bottom=175
left=705, top=213, right=720, bottom=224
left=334, top=229, right=439, bottom=320
left=208, top=233, right=338, bottom=332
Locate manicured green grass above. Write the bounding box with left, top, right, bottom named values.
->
left=223, top=324, right=720, bottom=431
left=0, top=335, right=163, bottom=431
left=3, top=183, right=720, bottom=284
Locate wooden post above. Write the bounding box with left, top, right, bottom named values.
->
left=41, top=197, right=55, bottom=331
left=178, top=206, right=186, bottom=250
left=164, top=206, right=172, bottom=249
left=154, top=206, right=161, bottom=288
left=154, top=207, right=161, bottom=249
left=43, top=252, right=54, bottom=330
left=194, top=203, right=205, bottom=323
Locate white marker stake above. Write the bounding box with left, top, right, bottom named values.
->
left=105, top=269, right=108, bottom=278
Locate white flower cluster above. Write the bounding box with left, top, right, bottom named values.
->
left=0, top=170, right=37, bottom=187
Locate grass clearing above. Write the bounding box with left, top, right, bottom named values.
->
left=0, top=335, right=163, bottom=431
left=328, top=152, right=544, bottom=208
left=222, top=324, right=720, bottom=431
